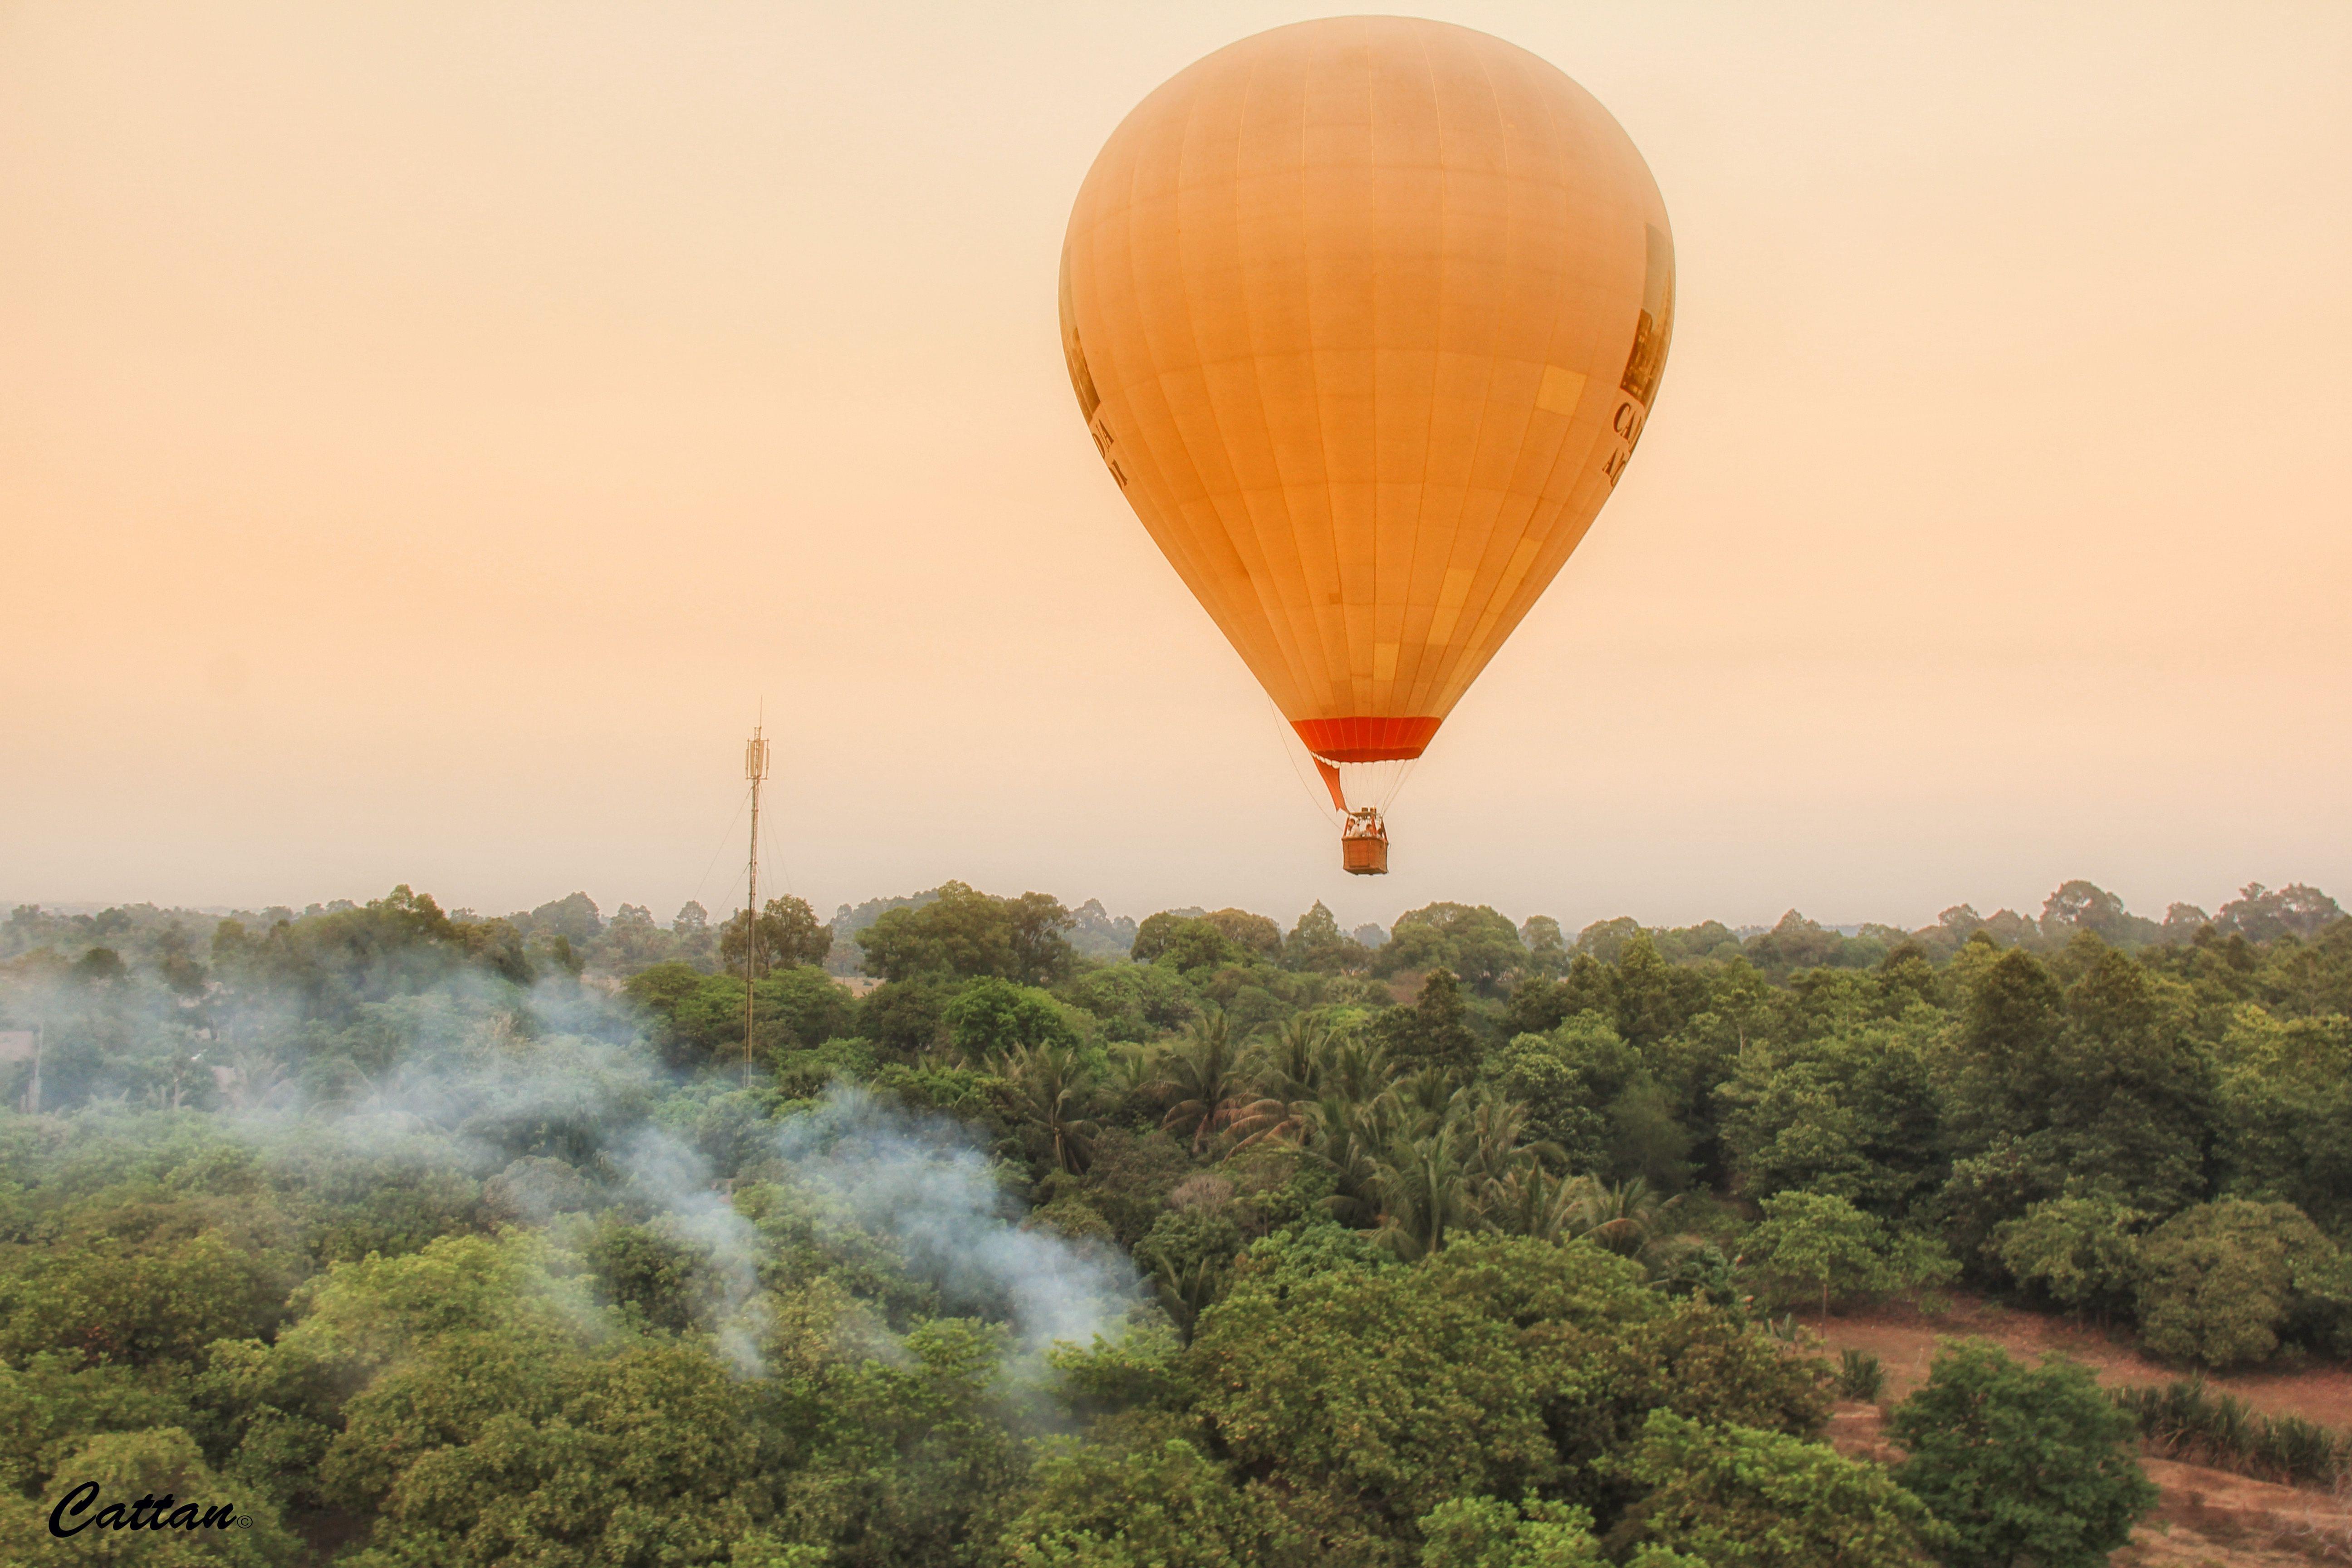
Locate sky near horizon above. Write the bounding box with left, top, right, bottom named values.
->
left=4, top=1, right=2348, bottom=936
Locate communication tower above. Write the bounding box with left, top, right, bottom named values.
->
left=742, top=723, right=771, bottom=1083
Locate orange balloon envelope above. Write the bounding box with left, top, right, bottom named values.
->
left=1060, top=16, right=1674, bottom=865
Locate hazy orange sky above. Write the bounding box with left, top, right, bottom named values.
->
left=5, top=1, right=2347, bottom=935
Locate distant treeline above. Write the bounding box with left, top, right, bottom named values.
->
left=9, top=872, right=2336, bottom=993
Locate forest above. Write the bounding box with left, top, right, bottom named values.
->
left=0, top=874, right=2347, bottom=1566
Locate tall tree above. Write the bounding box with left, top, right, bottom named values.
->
left=1375, top=968, right=1481, bottom=1079
left=858, top=882, right=1073, bottom=986
left=720, top=895, right=834, bottom=977
left=1282, top=901, right=1368, bottom=973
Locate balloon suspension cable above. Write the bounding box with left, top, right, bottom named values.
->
left=1266, top=698, right=1344, bottom=827
left=1264, top=699, right=1422, bottom=818
left=1324, top=755, right=1419, bottom=813
left=1362, top=756, right=1419, bottom=812
left=1264, top=700, right=1411, bottom=880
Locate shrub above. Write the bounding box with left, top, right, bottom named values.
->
left=1889, top=1340, right=2156, bottom=1568
left=0, top=1425, right=304, bottom=1566
left=1416, top=1494, right=1607, bottom=1568
left=1188, top=1234, right=1656, bottom=1535
left=2134, top=1199, right=2350, bottom=1367
left=1740, top=1191, right=1957, bottom=1315
left=1990, top=1195, right=2147, bottom=1319
left=0, top=1229, right=285, bottom=1368
left=1607, top=1410, right=1943, bottom=1568
left=985, top=1435, right=1298, bottom=1568
left=2114, top=1377, right=2349, bottom=1487
left=1834, top=1348, right=1886, bottom=1401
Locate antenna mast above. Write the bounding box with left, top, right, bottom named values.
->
left=742, top=720, right=771, bottom=1085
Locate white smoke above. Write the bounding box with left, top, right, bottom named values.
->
left=74, top=967, right=1142, bottom=1377
left=765, top=1086, right=1137, bottom=1354
left=612, top=1122, right=771, bottom=1375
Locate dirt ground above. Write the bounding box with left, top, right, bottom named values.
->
left=1804, top=1293, right=2352, bottom=1564
left=1829, top=1400, right=2351, bottom=1564
left=1804, top=1293, right=2352, bottom=1428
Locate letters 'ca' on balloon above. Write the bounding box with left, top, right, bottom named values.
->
left=1060, top=15, right=1673, bottom=766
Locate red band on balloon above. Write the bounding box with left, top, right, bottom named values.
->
left=1293, top=716, right=1442, bottom=764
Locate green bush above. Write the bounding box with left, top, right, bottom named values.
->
left=1834, top=1348, right=1886, bottom=1401
left=0, top=1425, right=305, bottom=1565
left=1607, top=1410, right=1943, bottom=1568
left=1416, top=1494, right=1687, bottom=1568
left=1739, top=1191, right=1956, bottom=1315
left=1188, top=1235, right=1653, bottom=1534
left=941, top=975, right=1082, bottom=1059
left=2134, top=1198, right=2349, bottom=1367
left=1990, top=1195, right=2147, bottom=1318
left=984, top=1435, right=1300, bottom=1568
left=0, top=1229, right=286, bottom=1368
left=1889, top=1340, right=2155, bottom=1568
left=2114, top=1377, right=2349, bottom=1486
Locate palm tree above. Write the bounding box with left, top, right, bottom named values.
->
left=991, top=1040, right=1098, bottom=1175
left=1317, top=1032, right=1393, bottom=1105
left=1481, top=1162, right=1584, bottom=1242
left=215, top=1045, right=288, bottom=1112
left=1226, top=1014, right=1335, bottom=1148
left=1390, top=1065, right=1458, bottom=1132
left=1151, top=1009, right=1247, bottom=1154
left=1254, top=1013, right=1333, bottom=1094
left=1104, top=1040, right=1156, bottom=1097
left=1152, top=1253, right=1226, bottom=1346
left=1565, top=1176, right=1691, bottom=1271
left=1271, top=1035, right=1595, bottom=1263
left=1450, top=1086, right=1545, bottom=1191
left=1306, top=1086, right=1393, bottom=1229
left=1367, top=1120, right=1476, bottom=1262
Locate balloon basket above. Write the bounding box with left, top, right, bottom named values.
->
left=1340, top=809, right=1389, bottom=876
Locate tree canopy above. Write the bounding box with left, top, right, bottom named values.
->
left=1, top=872, right=2347, bottom=1561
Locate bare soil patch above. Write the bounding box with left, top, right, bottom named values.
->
left=2119, top=1465, right=2352, bottom=1566
left=1802, top=1292, right=2352, bottom=1429
left=1807, top=1295, right=2352, bottom=1565
left=1823, top=1399, right=2352, bottom=1564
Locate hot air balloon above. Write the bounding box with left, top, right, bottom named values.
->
left=1060, top=16, right=1674, bottom=875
